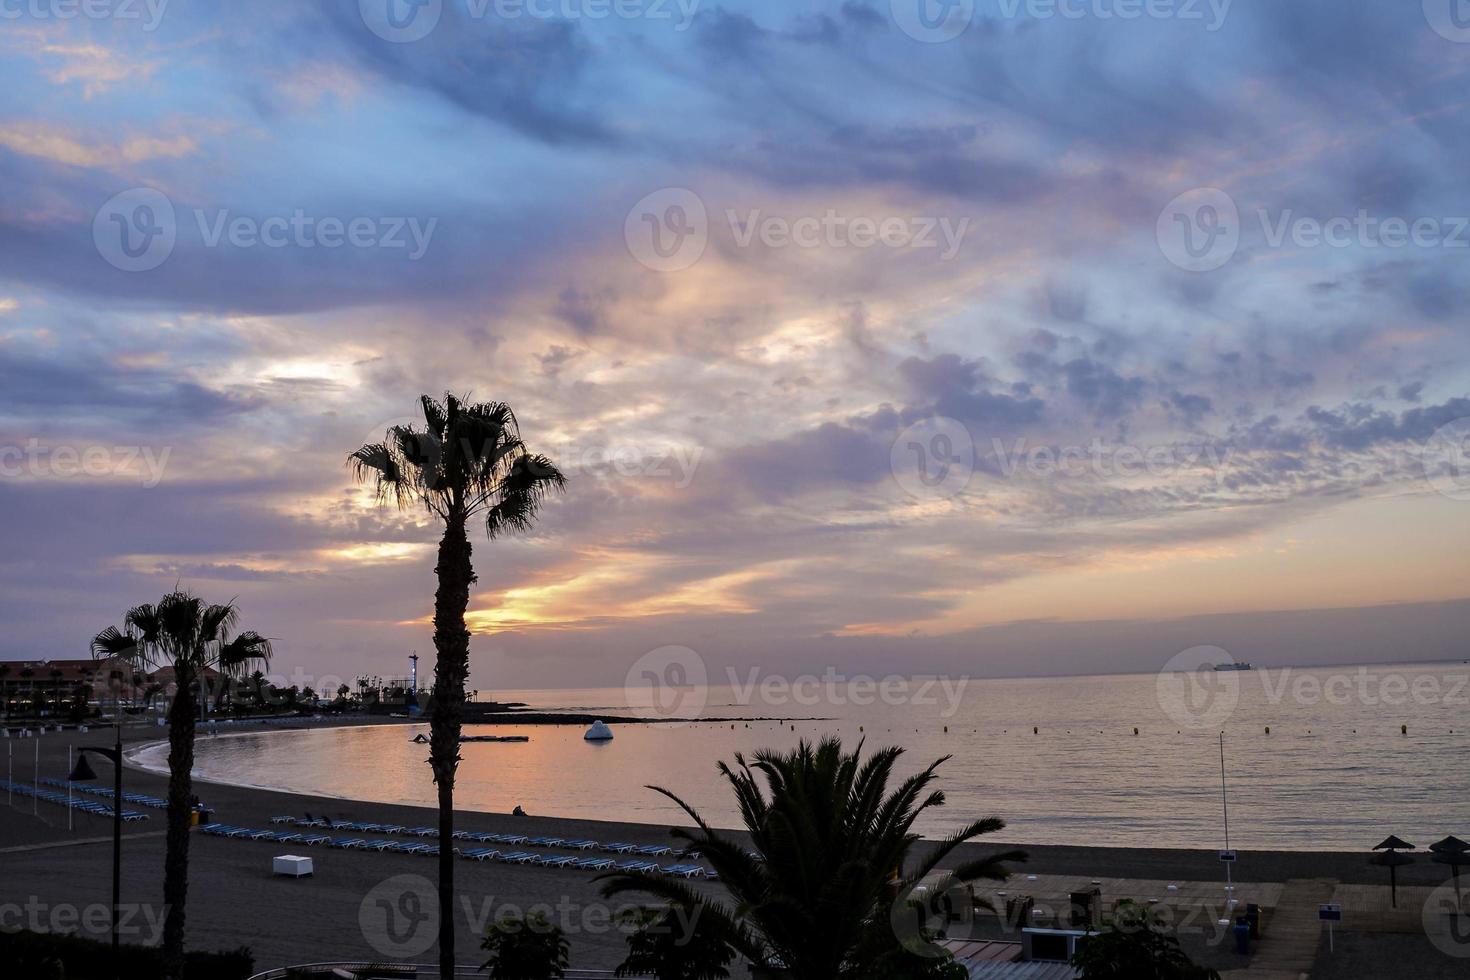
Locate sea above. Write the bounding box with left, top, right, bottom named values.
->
left=134, top=662, right=1470, bottom=851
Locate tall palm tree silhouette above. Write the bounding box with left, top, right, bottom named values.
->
left=352, top=393, right=564, bottom=974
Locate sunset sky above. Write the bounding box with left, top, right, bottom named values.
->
left=2, top=2, right=1469, bottom=689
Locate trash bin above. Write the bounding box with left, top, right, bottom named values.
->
left=1233, top=918, right=1250, bottom=954
left=1245, top=903, right=1260, bottom=939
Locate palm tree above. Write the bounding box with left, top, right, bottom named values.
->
left=351, top=393, right=565, bottom=975
left=601, top=738, right=1023, bottom=980
left=92, top=591, right=273, bottom=980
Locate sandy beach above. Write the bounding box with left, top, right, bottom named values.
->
left=2, top=718, right=1465, bottom=976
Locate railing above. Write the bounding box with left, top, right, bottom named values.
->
left=247, top=965, right=625, bottom=980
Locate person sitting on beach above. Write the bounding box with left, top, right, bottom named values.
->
left=512, top=805, right=526, bottom=817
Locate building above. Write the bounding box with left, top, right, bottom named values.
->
left=0, top=658, right=222, bottom=719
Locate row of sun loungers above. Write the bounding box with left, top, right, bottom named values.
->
left=2, top=779, right=150, bottom=821
left=36, top=776, right=176, bottom=811
left=267, top=816, right=681, bottom=857
left=205, top=819, right=718, bottom=877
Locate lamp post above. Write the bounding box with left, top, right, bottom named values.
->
left=69, top=719, right=123, bottom=975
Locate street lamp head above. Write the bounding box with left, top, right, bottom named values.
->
left=68, top=754, right=99, bottom=782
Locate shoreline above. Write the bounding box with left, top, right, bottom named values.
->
left=119, top=717, right=1447, bottom=861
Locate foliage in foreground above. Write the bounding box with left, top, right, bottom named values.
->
left=0, top=928, right=253, bottom=980
left=601, top=737, right=1024, bottom=980
left=480, top=911, right=571, bottom=980
left=615, top=906, right=736, bottom=980
left=1070, top=901, right=1222, bottom=980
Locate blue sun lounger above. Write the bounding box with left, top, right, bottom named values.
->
left=406, top=826, right=437, bottom=837
left=463, top=848, right=500, bottom=861
left=328, top=837, right=366, bottom=849
left=635, top=844, right=673, bottom=856
left=536, top=855, right=578, bottom=868
left=663, top=864, right=705, bottom=879
left=270, top=815, right=296, bottom=825
left=497, top=851, right=537, bottom=864
left=614, top=859, right=660, bottom=873
left=525, top=836, right=565, bottom=848
left=384, top=841, right=428, bottom=854
left=603, top=842, right=637, bottom=853
left=563, top=839, right=598, bottom=850
left=296, top=834, right=330, bottom=846
left=490, top=834, right=528, bottom=845
left=573, top=857, right=614, bottom=871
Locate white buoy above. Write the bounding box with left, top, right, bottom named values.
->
left=584, top=720, right=614, bottom=741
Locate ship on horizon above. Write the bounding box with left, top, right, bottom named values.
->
left=1213, top=661, right=1254, bottom=671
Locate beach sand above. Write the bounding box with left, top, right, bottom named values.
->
left=2, top=718, right=1463, bottom=974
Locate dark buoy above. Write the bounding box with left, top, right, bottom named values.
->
left=1033, top=726, right=1038, bottom=735
left=1133, top=727, right=1139, bottom=736
left=943, top=726, right=948, bottom=733
left=1402, top=724, right=1408, bottom=735
left=1265, top=726, right=1270, bottom=735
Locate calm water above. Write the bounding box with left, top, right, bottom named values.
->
left=141, top=664, right=1470, bottom=850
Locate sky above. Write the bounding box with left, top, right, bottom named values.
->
left=2, top=1, right=1469, bottom=692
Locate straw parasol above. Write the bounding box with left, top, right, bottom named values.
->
left=1370, top=836, right=1416, bottom=908
left=1430, top=835, right=1470, bottom=903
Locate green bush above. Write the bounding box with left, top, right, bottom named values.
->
left=0, top=928, right=253, bottom=980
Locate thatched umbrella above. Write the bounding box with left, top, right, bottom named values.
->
left=1370, top=835, right=1416, bottom=908
left=1430, top=835, right=1470, bottom=903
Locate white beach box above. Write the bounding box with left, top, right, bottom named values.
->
left=272, top=855, right=313, bottom=877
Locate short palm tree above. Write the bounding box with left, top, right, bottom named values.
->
left=92, top=591, right=272, bottom=980
left=352, top=393, right=565, bottom=975
left=602, top=737, right=1023, bottom=980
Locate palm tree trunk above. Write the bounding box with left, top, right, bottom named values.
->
left=161, top=666, right=198, bottom=980
left=430, top=514, right=474, bottom=976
